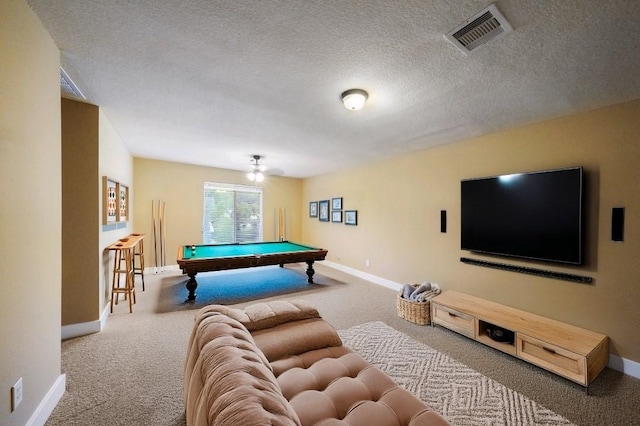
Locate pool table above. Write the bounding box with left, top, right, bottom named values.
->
left=176, top=241, right=328, bottom=301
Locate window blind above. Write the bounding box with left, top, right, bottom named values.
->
left=203, top=182, right=263, bottom=244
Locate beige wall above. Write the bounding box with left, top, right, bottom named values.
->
left=133, top=158, right=303, bottom=269
left=98, top=110, right=134, bottom=312
left=62, top=99, right=100, bottom=325
left=0, top=0, right=63, bottom=424
left=303, top=99, right=640, bottom=362
left=60, top=100, right=133, bottom=326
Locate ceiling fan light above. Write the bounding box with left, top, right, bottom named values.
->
left=247, top=154, right=266, bottom=182
left=341, top=89, right=368, bottom=110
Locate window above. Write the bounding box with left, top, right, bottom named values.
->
left=203, top=182, right=263, bottom=244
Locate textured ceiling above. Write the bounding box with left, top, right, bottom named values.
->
left=28, top=1, right=640, bottom=178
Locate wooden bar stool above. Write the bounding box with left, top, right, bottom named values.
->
left=132, top=235, right=145, bottom=291
left=108, top=235, right=138, bottom=313
left=110, top=246, right=136, bottom=313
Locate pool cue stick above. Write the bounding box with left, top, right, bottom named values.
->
left=278, top=208, right=283, bottom=241
left=158, top=200, right=163, bottom=272
left=152, top=200, right=158, bottom=273
left=161, top=200, right=166, bottom=271
left=156, top=200, right=160, bottom=271
left=158, top=200, right=163, bottom=271
left=159, top=201, right=163, bottom=272
left=160, top=200, right=164, bottom=272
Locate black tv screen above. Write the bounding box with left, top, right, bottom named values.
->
left=461, top=167, right=584, bottom=264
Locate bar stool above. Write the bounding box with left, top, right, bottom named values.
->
left=132, top=237, right=145, bottom=291
left=110, top=246, right=136, bottom=313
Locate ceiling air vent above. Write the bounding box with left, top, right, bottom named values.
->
left=445, top=4, right=512, bottom=54
left=60, top=67, right=86, bottom=100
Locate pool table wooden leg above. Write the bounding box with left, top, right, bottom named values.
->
left=305, top=260, right=315, bottom=283
left=186, top=273, right=198, bottom=301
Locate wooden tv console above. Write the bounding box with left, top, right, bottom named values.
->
left=430, top=290, right=608, bottom=391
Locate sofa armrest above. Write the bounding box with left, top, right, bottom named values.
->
left=196, top=300, right=343, bottom=362
left=197, top=299, right=321, bottom=331
left=251, top=317, right=343, bottom=362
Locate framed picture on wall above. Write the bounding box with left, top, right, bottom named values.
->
left=309, top=201, right=318, bottom=217
left=318, top=200, right=330, bottom=222
left=118, top=183, right=129, bottom=222
left=332, top=197, right=342, bottom=210
left=345, top=210, right=358, bottom=226
left=331, top=210, right=342, bottom=223
left=102, top=176, right=118, bottom=225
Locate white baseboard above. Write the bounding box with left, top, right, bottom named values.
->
left=61, top=305, right=110, bottom=340
left=27, top=374, right=65, bottom=426
left=144, top=265, right=180, bottom=274
left=608, top=353, right=640, bottom=380
left=322, top=261, right=640, bottom=381
left=322, top=260, right=403, bottom=291
left=61, top=319, right=100, bottom=340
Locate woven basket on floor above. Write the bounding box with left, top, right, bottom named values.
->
left=396, top=284, right=433, bottom=325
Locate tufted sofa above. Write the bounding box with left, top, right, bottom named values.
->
left=184, top=300, right=450, bottom=426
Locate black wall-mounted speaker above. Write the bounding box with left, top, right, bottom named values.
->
left=611, top=207, right=625, bottom=242
left=440, top=210, right=447, bottom=233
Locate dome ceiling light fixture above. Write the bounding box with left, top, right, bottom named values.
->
left=341, top=89, right=368, bottom=111
left=247, top=154, right=266, bottom=182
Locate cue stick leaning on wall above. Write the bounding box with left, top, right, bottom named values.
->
left=160, top=200, right=166, bottom=271
left=152, top=200, right=158, bottom=273
left=151, top=200, right=167, bottom=273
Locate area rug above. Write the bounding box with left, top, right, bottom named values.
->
left=338, top=322, right=575, bottom=426
left=157, top=265, right=321, bottom=312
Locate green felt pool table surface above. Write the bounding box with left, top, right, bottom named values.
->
left=178, top=241, right=320, bottom=259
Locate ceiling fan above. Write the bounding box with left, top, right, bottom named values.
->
left=247, top=155, right=267, bottom=182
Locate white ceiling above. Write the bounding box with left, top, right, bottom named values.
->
left=28, top=1, right=640, bottom=178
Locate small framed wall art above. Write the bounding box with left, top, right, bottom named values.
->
left=309, top=201, right=318, bottom=217
left=102, top=176, right=118, bottom=225
left=345, top=210, right=358, bottom=226
left=332, top=210, right=342, bottom=223
left=118, top=183, right=129, bottom=222
left=332, top=197, right=342, bottom=210
left=318, top=200, right=330, bottom=222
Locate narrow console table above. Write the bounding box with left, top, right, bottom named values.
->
left=430, top=290, right=608, bottom=391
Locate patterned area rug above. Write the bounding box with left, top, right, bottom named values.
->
left=338, top=322, right=575, bottom=426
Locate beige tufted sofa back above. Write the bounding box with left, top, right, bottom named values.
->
left=185, top=301, right=450, bottom=426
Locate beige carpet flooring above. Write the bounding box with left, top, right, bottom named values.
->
left=46, top=264, right=640, bottom=425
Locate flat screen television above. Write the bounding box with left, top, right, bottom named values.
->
left=461, top=167, right=584, bottom=265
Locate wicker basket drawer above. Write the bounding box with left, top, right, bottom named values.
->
left=431, top=303, right=475, bottom=338
left=517, top=333, right=586, bottom=385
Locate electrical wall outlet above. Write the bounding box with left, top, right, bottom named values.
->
left=11, top=377, right=23, bottom=412
left=365, top=259, right=370, bottom=267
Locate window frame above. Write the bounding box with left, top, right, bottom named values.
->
left=202, top=182, right=263, bottom=244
